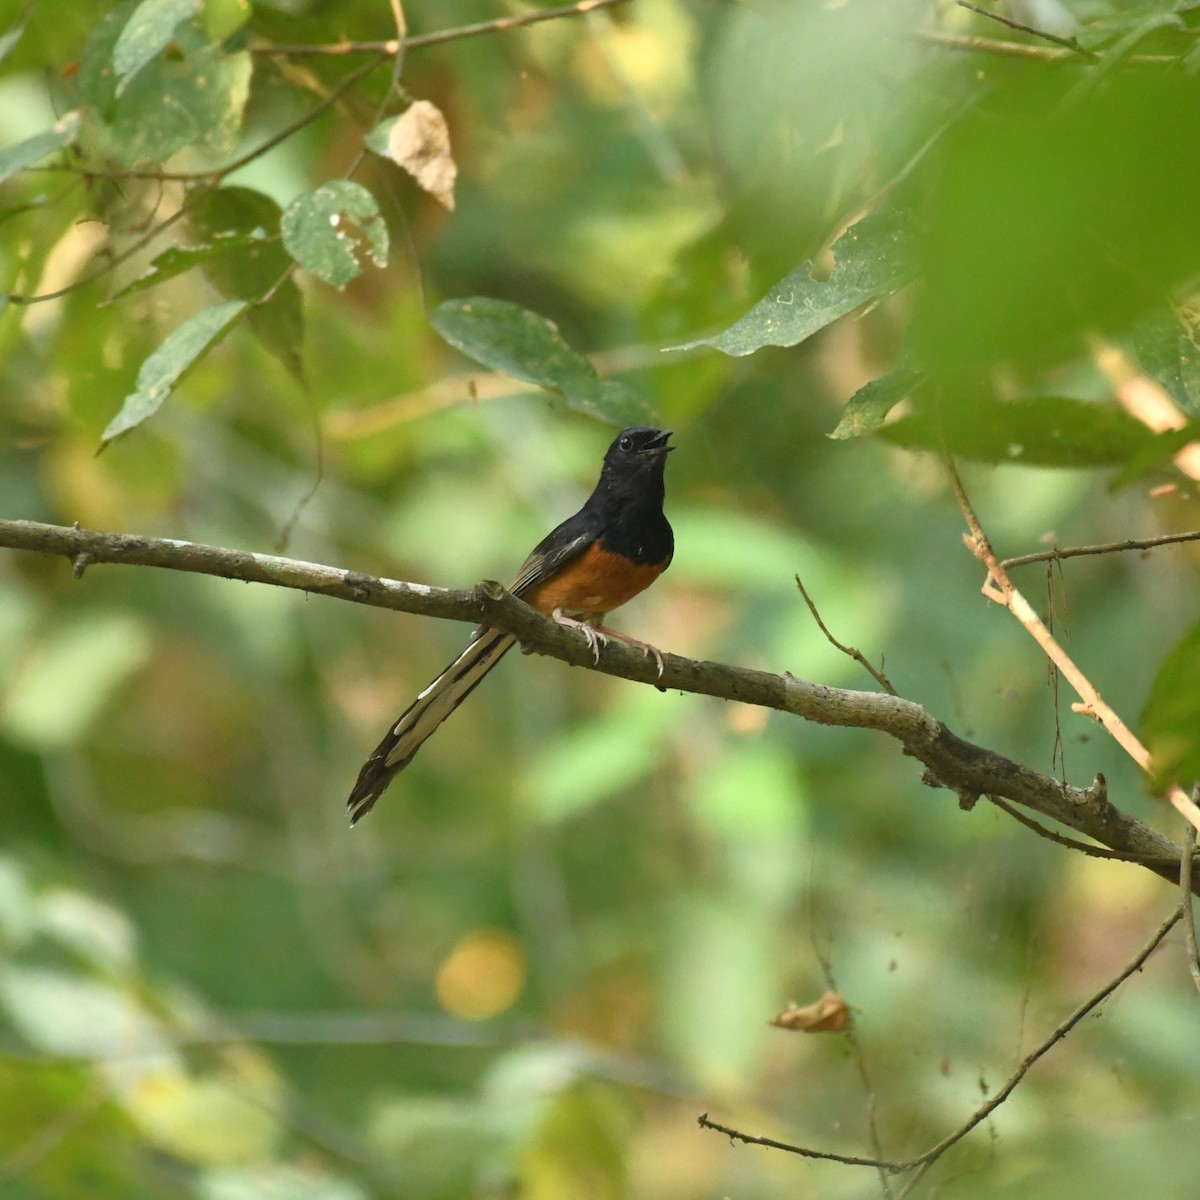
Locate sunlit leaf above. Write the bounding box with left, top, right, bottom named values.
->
left=200, top=1165, right=369, bottom=1200
left=1130, top=307, right=1200, bottom=417
left=671, top=209, right=916, bottom=357
left=0, top=20, right=24, bottom=65
left=281, top=180, right=388, bottom=289
left=203, top=0, right=250, bottom=43
left=101, top=299, right=247, bottom=447
left=0, top=110, right=80, bottom=186
left=527, top=690, right=686, bottom=822
left=0, top=857, right=35, bottom=947
left=830, top=367, right=924, bottom=440
left=430, top=297, right=653, bottom=426
left=1, top=614, right=154, bottom=747
left=0, top=966, right=168, bottom=1057
left=1142, top=619, right=1200, bottom=793
left=37, top=889, right=138, bottom=973
left=121, top=1050, right=284, bottom=1166
left=112, top=0, right=200, bottom=94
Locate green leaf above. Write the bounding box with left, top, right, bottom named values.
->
left=914, top=72, right=1200, bottom=371
left=1130, top=307, right=1200, bottom=417
left=527, top=690, right=685, bottom=822
left=670, top=209, right=916, bottom=357
left=879, top=397, right=1155, bottom=467
left=1142, top=620, right=1200, bottom=793
left=429, top=297, right=653, bottom=426
left=191, top=187, right=304, bottom=377
left=0, top=966, right=168, bottom=1058
left=1109, top=422, right=1200, bottom=491
left=281, top=180, right=388, bottom=289
left=37, top=890, right=138, bottom=973
left=101, top=299, right=247, bottom=447
left=85, top=18, right=251, bottom=165
left=830, top=367, right=924, bottom=440
left=0, top=21, right=25, bottom=66
left=113, top=0, right=201, bottom=94
left=0, top=111, right=81, bottom=186
left=107, top=234, right=272, bottom=302
left=203, top=0, right=250, bottom=43
left=200, top=1166, right=369, bottom=1200
left=1, top=614, right=154, bottom=748
left=364, top=115, right=397, bottom=157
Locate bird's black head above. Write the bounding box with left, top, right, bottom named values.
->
left=601, top=427, right=673, bottom=479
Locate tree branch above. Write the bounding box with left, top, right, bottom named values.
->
left=249, top=0, right=633, bottom=58
left=0, top=517, right=1191, bottom=891
left=943, top=460, right=1200, bottom=835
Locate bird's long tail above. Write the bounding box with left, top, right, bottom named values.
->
left=347, top=628, right=516, bottom=824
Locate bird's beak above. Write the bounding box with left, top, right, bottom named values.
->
left=647, top=429, right=673, bottom=455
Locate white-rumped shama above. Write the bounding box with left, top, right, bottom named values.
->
left=347, top=426, right=674, bottom=823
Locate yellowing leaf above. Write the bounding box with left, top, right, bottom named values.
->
left=388, top=100, right=457, bottom=211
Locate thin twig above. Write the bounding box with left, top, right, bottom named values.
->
left=1183, top=800, right=1200, bottom=995
left=914, top=29, right=1177, bottom=65
left=944, top=458, right=1200, bottom=835
left=698, top=905, right=1181, bottom=1173
left=795, top=574, right=896, bottom=694
left=987, top=794, right=1195, bottom=872
left=696, top=1113, right=905, bottom=1171
left=955, top=1, right=1098, bottom=60
left=902, top=905, right=1180, bottom=1167
left=1001, top=529, right=1200, bottom=569
left=250, top=0, right=632, bottom=58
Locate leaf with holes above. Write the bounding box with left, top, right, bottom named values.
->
left=281, top=181, right=388, bottom=289
left=100, top=300, right=247, bottom=449
left=430, top=297, right=652, bottom=426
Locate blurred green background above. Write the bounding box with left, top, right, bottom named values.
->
left=2, top=1, right=1200, bottom=1197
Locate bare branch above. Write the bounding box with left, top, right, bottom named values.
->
left=795, top=574, right=896, bottom=695
left=1001, top=529, right=1200, bottom=569
left=914, top=29, right=1177, bottom=66
left=955, top=1, right=1097, bottom=60
left=696, top=1113, right=904, bottom=1171
left=0, top=517, right=1191, bottom=890
left=1183, top=803, right=1200, bottom=995
left=944, top=459, right=1200, bottom=834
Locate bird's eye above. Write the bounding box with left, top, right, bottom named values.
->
left=619, top=435, right=633, bottom=451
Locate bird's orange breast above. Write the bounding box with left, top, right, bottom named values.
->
left=523, top=541, right=668, bottom=620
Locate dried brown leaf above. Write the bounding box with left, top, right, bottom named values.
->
left=769, top=991, right=851, bottom=1033
left=388, top=99, right=456, bottom=211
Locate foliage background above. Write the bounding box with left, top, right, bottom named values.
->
left=2, top=1, right=1200, bottom=1197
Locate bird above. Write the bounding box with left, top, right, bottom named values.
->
left=347, top=426, right=675, bottom=823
